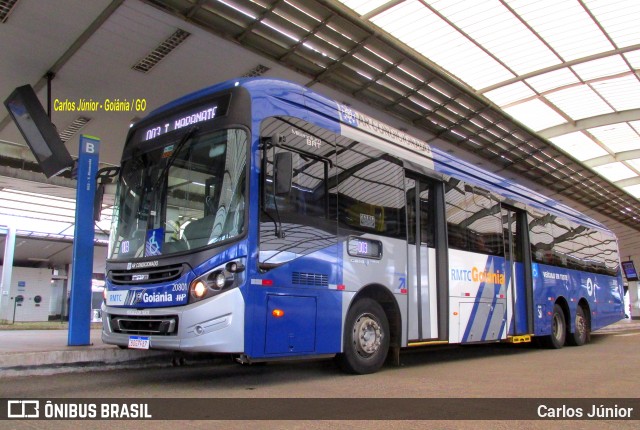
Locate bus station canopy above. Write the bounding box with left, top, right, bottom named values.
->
left=1, top=0, right=640, bottom=264
left=152, top=0, right=640, bottom=230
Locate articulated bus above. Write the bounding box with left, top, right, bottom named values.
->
left=102, top=78, right=624, bottom=374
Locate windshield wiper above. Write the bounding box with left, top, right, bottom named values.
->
left=152, top=126, right=199, bottom=191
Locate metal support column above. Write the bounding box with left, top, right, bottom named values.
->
left=68, top=135, right=100, bottom=345
left=630, top=281, right=639, bottom=320
left=0, top=225, right=16, bottom=322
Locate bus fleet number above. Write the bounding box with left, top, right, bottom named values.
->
left=172, top=283, right=188, bottom=292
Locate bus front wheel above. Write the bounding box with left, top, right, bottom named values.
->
left=337, top=298, right=390, bottom=374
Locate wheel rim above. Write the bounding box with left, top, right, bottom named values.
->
left=575, top=310, right=586, bottom=342
left=352, top=313, right=383, bottom=358
left=553, top=313, right=563, bottom=341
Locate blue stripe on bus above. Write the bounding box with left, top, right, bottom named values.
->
left=461, top=255, right=505, bottom=342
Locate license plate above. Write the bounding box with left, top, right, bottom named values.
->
left=128, top=336, right=150, bottom=350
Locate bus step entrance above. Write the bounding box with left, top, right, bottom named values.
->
left=507, top=335, right=532, bottom=343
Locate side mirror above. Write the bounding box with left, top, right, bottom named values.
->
left=274, top=152, right=293, bottom=196
left=94, top=183, right=105, bottom=222
left=94, top=167, right=120, bottom=221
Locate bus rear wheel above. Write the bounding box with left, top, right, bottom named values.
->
left=567, top=305, right=590, bottom=346
left=337, top=298, right=389, bottom=374
left=541, top=303, right=566, bottom=349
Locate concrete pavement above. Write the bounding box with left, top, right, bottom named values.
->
left=0, top=328, right=173, bottom=377
left=1, top=319, right=639, bottom=378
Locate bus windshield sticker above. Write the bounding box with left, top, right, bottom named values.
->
left=162, top=144, right=174, bottom=158
left=291, top=128, right=322, bottom=149
left=145, top=228, right=163, bottom=257
left=360, top=214, right=376, bottom=228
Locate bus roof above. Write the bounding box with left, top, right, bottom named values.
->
left=141, top=77, right=611, bottom=234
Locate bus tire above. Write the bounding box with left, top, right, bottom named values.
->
left=567, top=305, right=589, bottom=346
left=337, top=298, right=389, bottom=374
left=542, top=303, right=566, bottom=349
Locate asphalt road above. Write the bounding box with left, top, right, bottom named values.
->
left=2, top=328, right=639, bottom=429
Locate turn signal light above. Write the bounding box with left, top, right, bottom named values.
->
left=272, top=309, right=285, bottom=318
left=193, top=281, right=207, bottom=298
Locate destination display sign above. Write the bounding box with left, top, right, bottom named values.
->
left=139, top=93, right=231, bottom=142
left=348, top=237, right=382, bottom=259
left=622, top=260, right=638, bottom=281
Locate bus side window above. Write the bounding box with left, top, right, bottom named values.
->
left=445, top=178, right=468, bottom=251
left=258, top=117, right=338, bottom=268
left=336, top=150, right=406, bottom=239
left=445, top=180, right=503, bottom=256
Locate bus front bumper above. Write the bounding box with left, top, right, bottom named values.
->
left=101, top=287, right=245, bottom=353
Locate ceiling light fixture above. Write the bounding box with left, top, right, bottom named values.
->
left=0, top=0, right=20, bottom=23
left=58, top=116, right=91, bottom=143
left=132, top=28, right=191, bottom=74
left=242, top=64, right=271, bottom=78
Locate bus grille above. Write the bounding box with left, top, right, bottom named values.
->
left=108, top=264, right=185, bottom=285
left=292, top=272, right=328, bottom=287
left=110, top=315, right=178, bottom=336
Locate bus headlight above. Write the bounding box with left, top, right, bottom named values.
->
left=189, top=259, right=245, bottom=303
left=214, top=272, right=226, bottom=290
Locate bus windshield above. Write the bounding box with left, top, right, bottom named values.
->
left=108, top=128, right=248, bottom=260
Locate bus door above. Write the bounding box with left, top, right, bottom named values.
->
left=503, top=206, right=531, bottom=336
left=405, top=175, right=440, bottom=342
left=446, top=182, right=506, bottom=343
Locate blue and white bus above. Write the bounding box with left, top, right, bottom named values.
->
left=102, top=78, right=625, bottom=374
